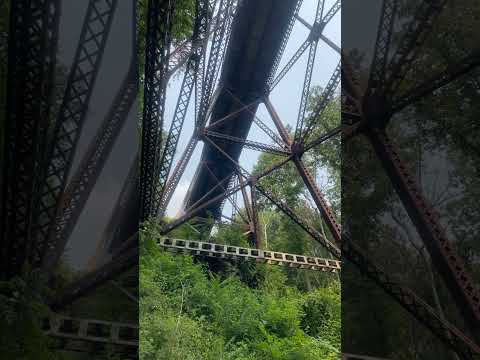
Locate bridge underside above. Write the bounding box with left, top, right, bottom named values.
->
left=182, top=0, right=299, bottom=219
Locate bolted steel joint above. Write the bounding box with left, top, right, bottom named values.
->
left=291, top=141, right=304, bottom=158
left=196, top=127, right=207, bottom=140
left=362, top=93, right=390, bottom=130
left=309, top=21, right=325, bottom=41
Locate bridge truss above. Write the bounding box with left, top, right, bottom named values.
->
left=1, top=0, right=479, bottom=358
left=342, top=0, right=480, bottom=357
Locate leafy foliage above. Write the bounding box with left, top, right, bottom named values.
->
left=0, top=272, right=65, bottom=360
left=140, top=222, right=340, bottom=360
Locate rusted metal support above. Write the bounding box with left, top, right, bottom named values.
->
left=366, top=127, right=480, bottom=331
left=44, top=1, right=137, bottom=271
left=40, top=0, right=118, bottom=267
left=204, top=129, right=291, bottom=156
left=342, top=233, right=480, bottom=358
left=50, top=244, right=138, bottom=310
left=250, top=182, right=262, bottom=248
left=264, top=97, right=341, bottom=244
left=2, top=0, right=61, bottom=276
left=384, top=0, right=447, bottom=97
left=139, top=0, right=175, bottom=219
left=158, top=237, right=341, bottom=272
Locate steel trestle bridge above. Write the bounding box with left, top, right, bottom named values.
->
left=1, top=0, right=479, bottom=358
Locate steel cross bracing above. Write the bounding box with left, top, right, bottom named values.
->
left=159, top=237, right=341, bottom=272
left=366, top=0, right=397, bottom=97
left=43, top=0, right=137, bottom=272
left=342, top=0, right=480, bottom=356
left=47, top=0, right=222, bottom=271
left=1, top=0, right=61, bottom=277
left=268, top=0, right=340, bottom=91
left=36, top=0, right=118, bottom=269
left=168, top=0, right=307, bottom=221
left=152, top=0, right=211, bottom=218
left=203, top=129, right=291, bottom=156
left=383, top=0, right=448, bottom=99
left=139, top=0, right=175, bottom=220
left=156, top=0, right=341, bottom=258
left=50, top=236, right=138, bottom=310
left=156, top=0, right=236, bottom=217
left=155, top=0, right=480, bottom=356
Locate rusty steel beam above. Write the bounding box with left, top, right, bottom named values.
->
left=204, top=129, right=291, bottom=156
left=392, top=52, right=480, bottom=113
left=139, top=0, right=175, bottom=219
left=366, top=0, right=398, bottom=97
left=2, top=0, right=61, bottom=276
left=44, top=3, right=137, bottom=270
left=384, top=0, right=447, bottom=98
left=366, top=128, right=480, bottom=332
left=158, top=237, right=341, bottom=272
left=249, top=184, right=262, bottom=248
left=39, top=0, right=118, bottom=267
left=342, top=233, right=480, bottom=358
left=264, top=97, right=341, bottom=244
left=50, top=241, right=138, bottom=310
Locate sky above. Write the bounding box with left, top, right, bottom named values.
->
left=163, top=0, right=342, bottom=217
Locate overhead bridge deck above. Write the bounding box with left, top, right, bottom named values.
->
left=183, top=0, right=299, bottom=219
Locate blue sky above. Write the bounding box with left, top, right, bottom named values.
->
left=164, top=0, right=341, bottom=217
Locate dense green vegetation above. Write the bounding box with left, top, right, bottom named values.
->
left=139, top=87, right=341, bottom=359
left=140, top=226, right=340, bottom=360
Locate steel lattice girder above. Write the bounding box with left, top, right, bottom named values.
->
left=43, top=1, right=136, bottom=272
left=158, top=237, right=341, bottom=272
left=366, top=0, right=398, bottom=97
left=38, top=0, right=118, bottom=269
left=43, top=314, right=138, bottom=348
left=157, top=0, right=235, bottom=216
left=139, top=0, right=175, bottom=220
left=153, top=0, right=211, bottom=216
left=1, top=0, right=61, bottom=277
left=50, top=241, right=138, bottom=310
left=366, top=128, right=480, bottom=329
left=341, top=0, right=480, bottom=354
left=181, top=0, right=301, bottom=220
left=383, top=0, right=447, bottom=98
